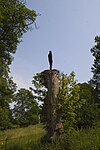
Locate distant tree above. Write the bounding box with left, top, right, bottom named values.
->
left=32, top=73, right=47, bottom=123
left=78, top=83, right=94, bottom=104
left=32, top=73, right=47, bottom=103
left=76, top=83, right=98, bottom=128
left=90, top=36, right=100, bottom=103
left=58, top=72, right=85, bottom=131
left=13, top=88, right=40, bottom=127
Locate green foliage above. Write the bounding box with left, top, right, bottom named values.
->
left=32, top=73, right=47, bottom=102
left=0, top=0, right=37, bottom=130
left=32, top=73, right=48, bottom=123
left=90, top=36, right=100, bottom=103
left=0, top=0, right=37, bottom=65
left=76, top=83, right=99, bottom=128
left=59, top=72, right=85, bottom=130
left=0, top=60, right=16, bottom=130
left=13, top=88, right=40, bottom=127
left=0, top=76, right=16, bottom=107
left=0, top=60, right=16, bottom=105
left=0, top=107, right=12, bottom=130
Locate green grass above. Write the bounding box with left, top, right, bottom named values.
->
left=32, top=127, right=100, bottom=150
left=0, top=124, right=44, bottom=139
left=0, top=124, right=45, bottom=150
left=0, top=124, right=100, bottom=150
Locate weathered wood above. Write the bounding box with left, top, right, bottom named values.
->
left=41, top=69, right=63, bottom=142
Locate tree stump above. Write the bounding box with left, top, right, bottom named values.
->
left=41, top=69, right=63, bottom=142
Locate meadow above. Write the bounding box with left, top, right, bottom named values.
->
left=0, top=123, right=100, bottom=150
left=0, top=124, right=45, bottom=150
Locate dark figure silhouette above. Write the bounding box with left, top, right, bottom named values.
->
left=48, top=51, right=53, bottom=70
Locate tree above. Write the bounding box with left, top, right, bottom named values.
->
left=0, top=75, right=16, bottom=108
left=13, top=88, right=40, bottom=127
left=0, top=62, right=16, bottom=130
left=0, top=0, right=37, bottom=129
left=0, top=106, right=13, bottom=130
left=76, top=83, right=98, bottom=128
left=58, top=72, right=85, bottom=131
left=90, top=36, right=100, bottom=103
left=32, top=73, right=47, bottom=103
left=32, top=73, right=47, bottom=123
left=0, top=0, right=37, bottom=65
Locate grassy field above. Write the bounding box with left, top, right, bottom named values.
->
left=0, top=124, right=100, bottom=150
left=0, top=124, right=45, bottom=150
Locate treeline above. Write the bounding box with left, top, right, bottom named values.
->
left=0, top=0, right=100, bottom=131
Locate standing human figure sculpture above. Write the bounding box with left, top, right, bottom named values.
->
left=48, top=51, right=53, bottom=70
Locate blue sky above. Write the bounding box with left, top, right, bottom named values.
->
left=10, top=0, right=100, bottom=89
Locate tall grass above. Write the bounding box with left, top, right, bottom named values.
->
left=0, top=124, right=45, bottom=150
left=30, top=127, right=100, bottom=150
left=0, top=124, right=100, bottom=150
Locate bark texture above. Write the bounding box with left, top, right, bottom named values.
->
left=41, top=69, right=63, bottom=142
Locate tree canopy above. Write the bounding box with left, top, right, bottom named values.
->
left=90, top=36, right=100, bottom=103
left=12, top=88, right=40, bottom=127
left=0, top=0, right=37, bottom=65
left=58, top=72, right=85, bottom=130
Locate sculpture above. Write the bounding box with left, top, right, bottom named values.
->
left=48, top=51, right=53, bottom=70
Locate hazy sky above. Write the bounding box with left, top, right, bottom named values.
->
left=10, top=0, right=100, bottom=89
